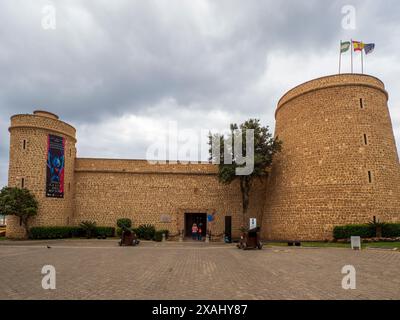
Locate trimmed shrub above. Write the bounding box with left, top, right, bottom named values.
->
left=333, top=224, right=375, bottom=239
left=333, top=223, right=400, bottom=239
left=117, top=218, right=132, bottom=229
left=29, top=226, right=115, bottom=240
left=116, top=227, right=122, bottom=237
left=95, top=227, right=115, bottom=238
left=382, top=223, right=400, bottom=238
left=29, top=226, right=82, bottom=239
left=136, top=224, right=156, bottom=240
left=154, top=230, right=164, bottom=242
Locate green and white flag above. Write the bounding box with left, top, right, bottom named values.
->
left=341, top=41, right=351, bottom=53
left=339, top=40, right=351, bottom=74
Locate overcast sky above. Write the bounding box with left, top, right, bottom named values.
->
left=1, top=0, right=399, bottom=187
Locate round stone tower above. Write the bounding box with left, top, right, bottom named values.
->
left=263, top=74, right=400, bottom=241
left=6, top=110, right=77, bottom=238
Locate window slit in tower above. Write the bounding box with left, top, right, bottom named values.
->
left=21, top=178, right=25, bottom=188
left=360, top=98, right=364, bottom=109
left=364, top=134, right=368, bottom=145
left=368, top=171, right=372, bottom=183
left=23, top=140, right=26, bottom=150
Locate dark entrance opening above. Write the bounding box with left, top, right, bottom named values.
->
left=225, top=216, right=232, bottom=242
left=185, top=213, right=207, bottom=238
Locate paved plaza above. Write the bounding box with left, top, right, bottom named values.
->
left=0, top=239, right=399, bottom=300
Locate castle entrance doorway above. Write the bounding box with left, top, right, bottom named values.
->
left=184, top=213, right=207, bottom=238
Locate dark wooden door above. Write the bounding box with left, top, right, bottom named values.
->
left=225, top=216, right=232, bottom=240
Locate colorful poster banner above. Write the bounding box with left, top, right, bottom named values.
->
left=46, top=134, right=65, bottom=198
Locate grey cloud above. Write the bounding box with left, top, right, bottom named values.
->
left=0, top=0, right=363, bottom=121
left=0, top=0, right=399, bottom=186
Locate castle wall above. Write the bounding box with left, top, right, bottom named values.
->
left=6, top=111, right=76, bottom=238
left=73, top=159, right=267, bottom=239
left=263, top=74, right=400, bottom=241
left=6, top=74, right=400, bottom=241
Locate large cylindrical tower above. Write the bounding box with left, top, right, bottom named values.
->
left=263, top=74, right=400, bottom=241
left=6, top=110, right=76, bottom=238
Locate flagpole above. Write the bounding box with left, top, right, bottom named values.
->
left=351, top=39, right=353, bottom=73
left=361, top=46, right=364, bottom=74
left=339, top=41, right=342, bottom=74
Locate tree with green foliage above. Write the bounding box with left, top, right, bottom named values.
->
left=208, top=119, right=281, bottom=229
left=0, top=187, right=39, bottom=237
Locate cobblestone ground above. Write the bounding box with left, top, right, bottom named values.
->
left=0, top=239, right=399, bottom=300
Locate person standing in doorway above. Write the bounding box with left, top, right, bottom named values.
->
left=197, top=224, right=202, bottom=241
left=191, top=223, right=198, bottom=240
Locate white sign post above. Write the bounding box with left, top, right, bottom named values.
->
left=351, top=236, right=361, bottom=250
left=249, top=218, right=257, bottom=230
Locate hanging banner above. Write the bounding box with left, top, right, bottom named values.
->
left=46, top=134, right=65, bottom=198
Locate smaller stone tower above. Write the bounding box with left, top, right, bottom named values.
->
left=7, top=110, right=77, bottom=238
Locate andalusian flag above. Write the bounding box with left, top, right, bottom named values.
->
left=340, top=41, right=351, bottom=53
left=352, top=41, right=364, bottom=52
left=339, top=40, right=351, bottom=74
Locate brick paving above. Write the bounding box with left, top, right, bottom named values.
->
left=0, top=239, right=399, bottom=300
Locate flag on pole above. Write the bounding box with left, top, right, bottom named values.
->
left=339, top=41, right=351, bottom=74
left=352, top=41, right=364, bottom=51
left=340, top=41, right=351, bottom=53
left=364, top=43, right=375, bottom=55
left=351, top=39, right=354, bottom=73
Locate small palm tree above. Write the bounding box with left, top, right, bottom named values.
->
left=80, top=220, right=97, bottom=239
left=368, top=217, right=386, bottom=238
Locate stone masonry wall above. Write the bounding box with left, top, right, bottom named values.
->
left=6, top=112, right=77, bottom=238
left=74, top=159, right=267, bottom=239
left=6, top=74, right=400, bottom=241
left=263, top=74, right=400, bottom=241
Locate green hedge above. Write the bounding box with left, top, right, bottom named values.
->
left=382, top=223, right=400, bottom=238
left=29, top=226, right=115, bottom=239
left=116, top=227, right=169, bottom=241
left=30, top=226, right=82, bottom=239
left=116, top=227, right=123, bottom=237
left=154, top=230, right=164, bottom=242
left=333, top=223, right=400, bottom=239
left=135, top=224, right=156, bottom=240
left=95, top=227, right=115, bottom=238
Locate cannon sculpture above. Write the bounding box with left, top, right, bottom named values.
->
left=116, top=218, right=140, bottom=247
left=237, top=227, right=263, bottom=250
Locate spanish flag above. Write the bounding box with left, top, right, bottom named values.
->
left=353, top=41, right=364, bottom=52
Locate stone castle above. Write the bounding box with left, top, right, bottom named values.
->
left=6, top=74, right=400, bottom=240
